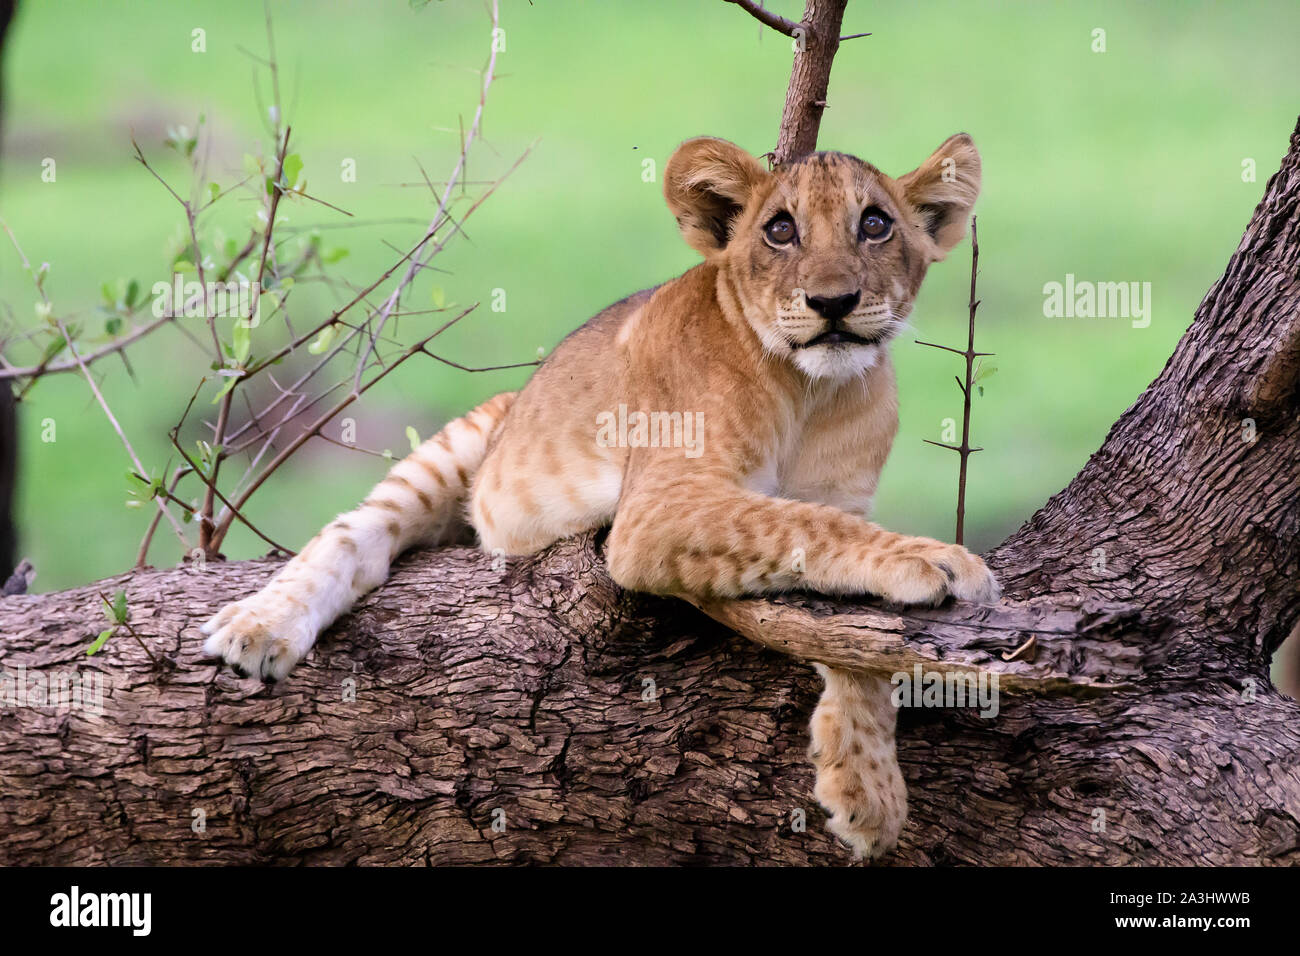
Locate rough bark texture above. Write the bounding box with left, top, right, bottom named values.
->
left=772, top=0, right=848, bottom=165
left=1, top=116, right=1299, bottom=865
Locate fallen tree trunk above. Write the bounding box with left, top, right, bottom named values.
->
left=2, top=119, right=1299, bottom=866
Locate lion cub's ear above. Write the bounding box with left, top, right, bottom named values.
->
left=664, top=137, right=770, bottom=257
left=898, top=133, right=982, bottom=258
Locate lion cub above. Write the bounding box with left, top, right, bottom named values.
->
left=203, top=133, right=999, bottom=859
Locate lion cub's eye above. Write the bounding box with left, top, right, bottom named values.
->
left=859, top=207, right=893, bottom=241
left=764, top=213, right=798, bottom=246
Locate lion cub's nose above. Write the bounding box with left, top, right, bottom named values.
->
left=805, top=291, right=861, bottom=321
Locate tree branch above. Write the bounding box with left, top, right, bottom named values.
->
left=724, top=0, right=801, bottom=38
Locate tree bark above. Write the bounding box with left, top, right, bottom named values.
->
left=1, top=111, right=1298, bottom=863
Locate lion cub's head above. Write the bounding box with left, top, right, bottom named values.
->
left=664, top=134, right=980, bottom=381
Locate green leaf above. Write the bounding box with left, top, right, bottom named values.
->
left=87, top=629, right=113, bottom=656
left=40, top=333, right=68, bottom=362
left=173, top=259, right=195, bottom=275
left=406, top=426, right=421, bottom=453
left=110, top=588, right=128, bottom=625
left=105, top=316, right=123, bottom=336
left=282, top=153, right=303, bottom=190
left=321, top=247, right=349, bottom=265
left=124, top=279, right=140, bottom=308
left=307, top=325, right=336, bottom=355
left=208, top=182, right=221, bottom=203
left=430, top=285, right=445, bottom=308
left=232, top=319, right=252, bottom=363
left=211, top=372, right=241, bottom=404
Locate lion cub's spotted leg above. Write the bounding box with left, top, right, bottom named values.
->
left=201, top=392, right=515, bottom=681
left=809, top=665, right=907, bottom=860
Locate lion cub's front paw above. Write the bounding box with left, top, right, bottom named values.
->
left=872, top=540, right=1000, bottom=606
left=200, top=592, right=317, bottom=683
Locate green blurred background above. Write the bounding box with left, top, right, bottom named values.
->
left=1, top=0, right=1297, bottom=592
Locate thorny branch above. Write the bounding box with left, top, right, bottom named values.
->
left=917, top=217, right=992, bottom=546
left=0, top=0, right=528, bottom=572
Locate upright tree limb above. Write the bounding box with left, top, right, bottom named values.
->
left=725, top=0, right=851, bottom=164
left=773, top=0, right=848, bottom=164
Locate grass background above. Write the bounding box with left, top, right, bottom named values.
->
left=1, top=0, right=1297, bottom=592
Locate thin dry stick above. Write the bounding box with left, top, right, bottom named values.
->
left=97, top=590, right=158, bottom=665
left=199, top=125, right=293, bottom=553
left=352, top=0, right=504, bottom=390
left=54, top=319, right=190, bottom=550
left=0, top=208, right=260, bottom=384
left=166, top=382, right=296, bottom=557
left=8, top=0, right=523, bottom=571
left=134, top=465, right=191, bottom=568
left=917, top=216, right=993, bottom=545
left=724, top=0, right=801, bottom=37
left=209, top=311, right=479, bottom=545
left=166, top=432, right=295, bottom=557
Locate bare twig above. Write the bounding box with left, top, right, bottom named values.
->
left=5, top=0, right=525, bottom=573
left=724, top=0, right=801, bottom=37
left=916, top=216, right=990, bottom=545
left=54, top=319, right=190, bottom=550
left=352, top=0, right=506, bottom=391
left=209, top=310, right=480, bottom=545
left=134, top=465, right=191, bottom=568
left=197, top=125, right=293, bottom=553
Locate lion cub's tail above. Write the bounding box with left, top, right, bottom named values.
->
left=369, top=390, right=517, bottom=550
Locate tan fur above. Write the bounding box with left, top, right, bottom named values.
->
left=203, top=134, right=997, bottom=860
